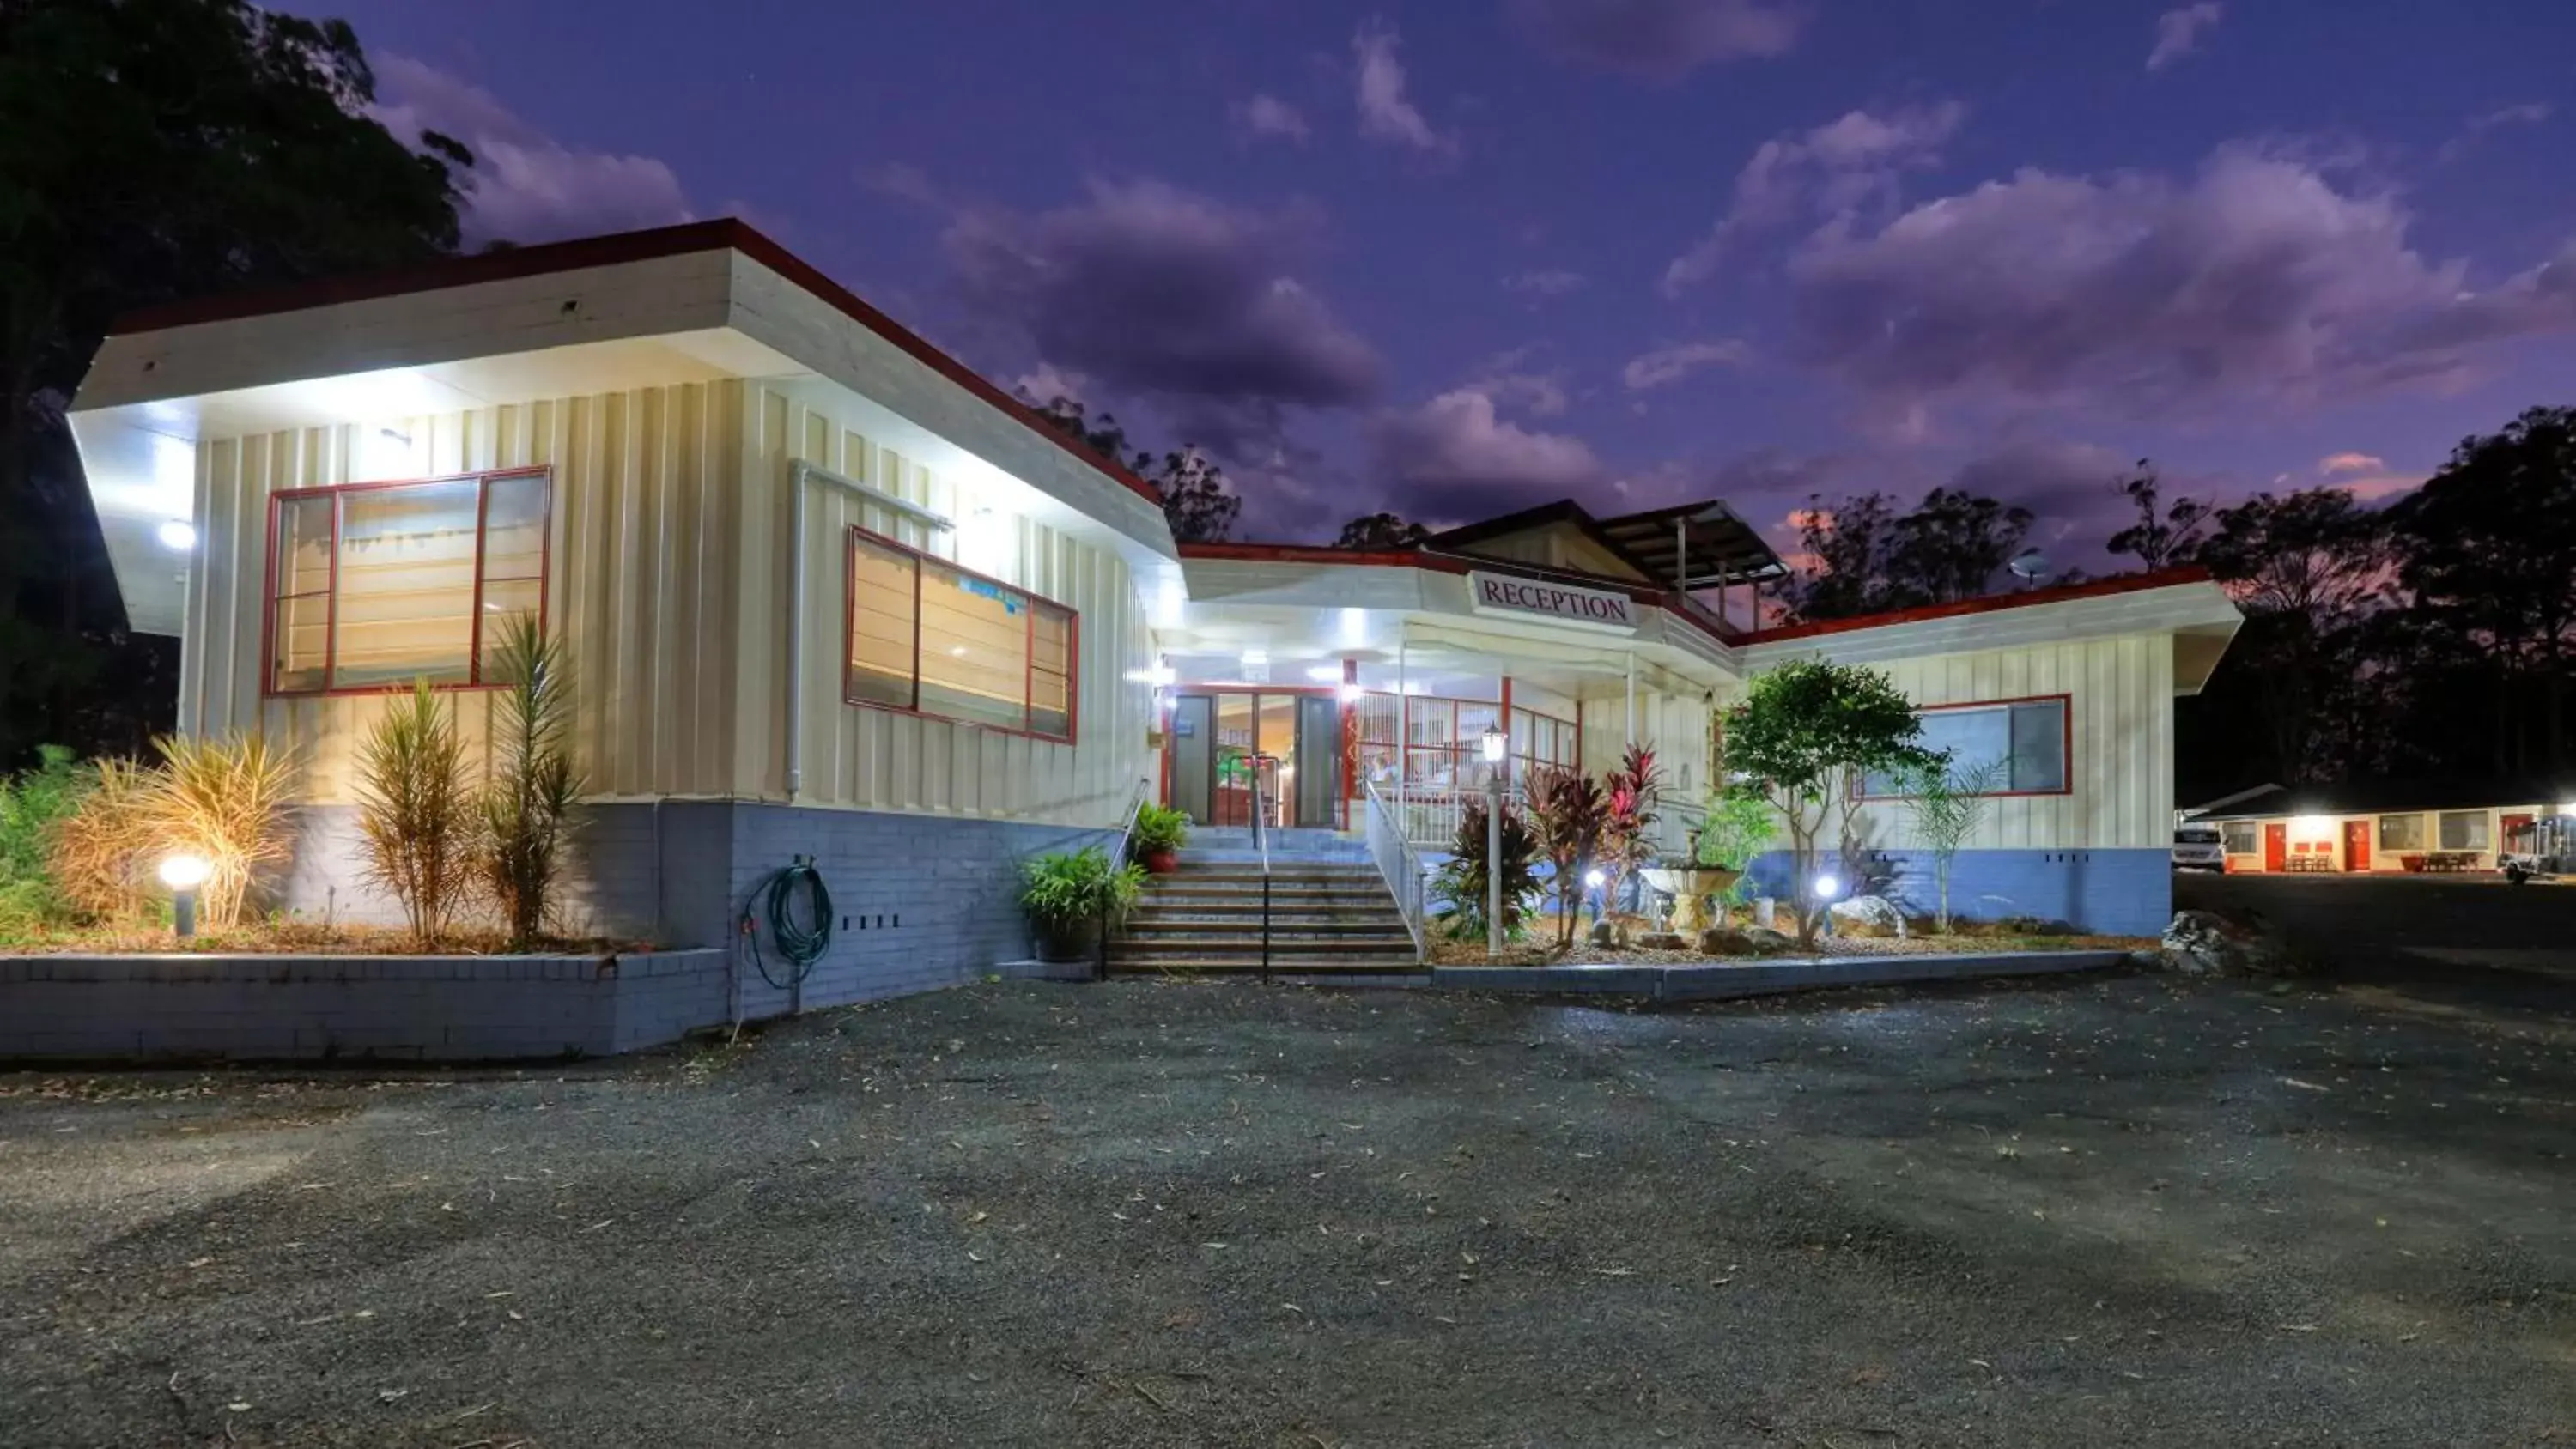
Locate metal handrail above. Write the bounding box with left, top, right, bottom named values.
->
left=1097, top=776, right=1152, bottom=983
left=1361, top=774, right=1431, bottom=965
left=1250, top=755, right=1278, bottom=984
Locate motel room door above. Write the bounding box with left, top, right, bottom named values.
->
left=2263, top=822, right=2287, bottom=873
left=2344, top=820, right=2371, bottom=872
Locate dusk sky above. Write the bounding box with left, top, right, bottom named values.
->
left=327, top=0, right=2575, bottom=565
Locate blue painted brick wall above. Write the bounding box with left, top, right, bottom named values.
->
left=1741, top=848, right=2170, bottom=937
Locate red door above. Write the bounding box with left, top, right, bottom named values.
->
left=2344, top=819, right=2372, bottom=872
left=2263, top=822, right=2287, bottom=873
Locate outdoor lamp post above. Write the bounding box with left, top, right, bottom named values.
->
left=159, top=852, right=211, bottom=940
left=1480, top=724, right=1507, bottom=956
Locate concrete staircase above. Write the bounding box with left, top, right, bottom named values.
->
left=1111, top=828, right=1421, bottom=975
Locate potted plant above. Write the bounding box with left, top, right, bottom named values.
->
left=1020, top=846, right=1145, bottom=962
left=1128, top=803, right=1189, bottom=874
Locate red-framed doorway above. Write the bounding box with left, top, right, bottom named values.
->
left=2343, top=818, right=2371, bottom=872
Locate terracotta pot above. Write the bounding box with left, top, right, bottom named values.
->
left=1139, top=846, right=1180, bottom=875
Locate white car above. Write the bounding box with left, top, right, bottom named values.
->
left=2172, top=827, right=2226, bottom=872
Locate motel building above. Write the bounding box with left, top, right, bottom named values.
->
left=69, top=221, right=2242, bottom=1027
left=2184, top=784, right=2576, bottom=875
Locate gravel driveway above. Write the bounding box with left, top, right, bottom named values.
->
left=3, top=971, right=2571, bottom=1447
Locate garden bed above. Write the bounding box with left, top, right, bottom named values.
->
left=1426, top=926, right=2151, bottom=968
left=0, top=919, right=653, bottom=956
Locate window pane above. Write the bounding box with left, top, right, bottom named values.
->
left=2438, top=811, right=2489, bottom=850
left=477, top=577, right=542, bottom=674
left=847, top=535, right=918, bottom=709
left=2222, top=822, right=2257, bottom=854
left=2008, top=700, right=2068, bottom=792
left=481, top=474, right=545, bottom=581
left=335, top=481, right=479, bottom=688
left=917, top=562, right=1029, bottom=731
left=272, top=594, right=331, bottom=694
left=275, top=496, right=334, bottom=597
left=1030, top=606, right=1072, bottom=738
left=2379, top=814, right=2425, bottom=851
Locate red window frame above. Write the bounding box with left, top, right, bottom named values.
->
left=1856, top=692, right=2075, bottom=800
left=841, top=525, right=1078, bottom=744
left=259, top=466, right=554, bottom=698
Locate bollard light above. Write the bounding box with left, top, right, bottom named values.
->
left=1813, top=873, right=1842, bottom=901
left=159, top=852, right=211, bottom=939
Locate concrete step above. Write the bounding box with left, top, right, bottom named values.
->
left=1129, top=904, right=1405, bottom=923
left=1122, top=921, right=1411, bottom=941
left=1108, top=958, right=1425, bottom=975
left=1113, top=935, right=1417, bottom=957
left=1151, top=864, right=1385, bottom=881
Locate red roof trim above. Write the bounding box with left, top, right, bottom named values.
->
left=1739, top=567, right=2218, bottom=645
left=1176, top=541, right=1743, bottom=646
left=105, top=219, right=1166, bottom=510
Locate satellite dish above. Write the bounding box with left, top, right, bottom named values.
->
left=2007, top=549, right=2050, bottom=587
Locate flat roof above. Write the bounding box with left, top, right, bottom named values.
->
left=101, top=218, right=1163, bottom=511
left=2190, top=780, right=2576, bottom=821
left=1737, top=567, right=2219, bottom=645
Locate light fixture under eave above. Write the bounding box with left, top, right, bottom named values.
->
left=155, top=518, right=197, bottom=552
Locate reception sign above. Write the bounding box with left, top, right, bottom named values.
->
left=1466, top=572, right=1638, bottom=632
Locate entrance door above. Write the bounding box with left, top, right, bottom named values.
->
left=1170, top=695, right=1214, bottom=825
left=2344, top=819, right=2371, bottom=872
left=1294, top=694, right=1340, bottom=828
left=2263, top=822, right=2287, bottom=873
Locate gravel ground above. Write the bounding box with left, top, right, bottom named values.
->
left=3, top=972, right=2572, bottom=1447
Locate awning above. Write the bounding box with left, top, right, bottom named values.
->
left=1595, top=500, right=1787, bottom=590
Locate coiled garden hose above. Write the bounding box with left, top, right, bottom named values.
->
left=739, top=861, right=833, bottom=991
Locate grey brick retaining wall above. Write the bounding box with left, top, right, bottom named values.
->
left=0, top=949, right=728, bottom=1063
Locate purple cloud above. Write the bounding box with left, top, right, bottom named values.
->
left=1353, top=21, right=1455, bottom=154
left=942, top=179, right=1382, bottom=410
left=1236, top=94, right=1312, bottom=143
left=370, top=55, right=694, bottom=246
left=1376, top=386, right=1602, bottom=519
left=1622, top=339, right=1755, bottom=390
left=2146, top=3, right=2224, bottom=72
left=1785, top=146, right=2576, bottom=416
left=1506, top=0, right=1807, bottom=81
left=1504, top=268, right=1589, bottom=301
left=1664, top=103, right=1965, bottom=294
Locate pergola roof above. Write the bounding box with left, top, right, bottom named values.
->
left=1595, top=500, right=1788, bottom=589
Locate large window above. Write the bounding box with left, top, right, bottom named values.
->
left=2379, top=814, right=2427, bottom=852
left=1862, top=696, right=2070, bottom=797
left=2438, top=810, right=2490, bottom=851
left=265, top=469, right=548, bottom=695
left=2221, top=821, right=2259, bottom=856
left=845, top=529, right=1075, bottom=741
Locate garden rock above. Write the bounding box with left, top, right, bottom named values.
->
left=2158, top=909, right=2299, bottom=976
left=1828, top=894, right=1907, bottom=938
left=1699, top=925, right=1794, bottom=956
left=1637, top=932, right=1689, bottom=950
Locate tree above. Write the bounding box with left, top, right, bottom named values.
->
left=2192, top=488, right=2391, bottom=783
left=1895, top=756, right=2005, bottom=933
left=1721, top=660, right=1935, bottom=949
left=2105, top=460, right=2212, bottom=571
left=1788, top=488, right=2033, bottom=621
left=2386, top=406, right=2576, bottom=777
left=1337, top=512, right=1431, bottom=549
left=0, top=0, right=471, bottom=766
left=1143, top=448, right=1240, bottom=543
left=1029, top=396, right=1242, bottom=543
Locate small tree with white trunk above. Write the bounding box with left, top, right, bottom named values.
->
left=1896, top=756, right=2007, bottom=933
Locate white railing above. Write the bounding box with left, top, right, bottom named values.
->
left=1362, top=777, right=1431, bottom=964
left=1378, top=784, right=1524, bottom=854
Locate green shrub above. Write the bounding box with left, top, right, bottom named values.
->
left=0, top=745, right=92, bottom=938
left=1020, top=846, right=1145, bottom=931
left=1127, top=803, right=1189, bottom=858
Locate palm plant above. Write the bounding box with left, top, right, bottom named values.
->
left=1433, top=796, right=1541, bottom=943
left=1595, top=745, right=1663, bottom=924
left=148, top=731, right=296, bottom=929
left=481, top=613, right=586, bottom=948
left=1524, top=765, right=1606, bottom=949
left=355, top=680, right=483, bottom=943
